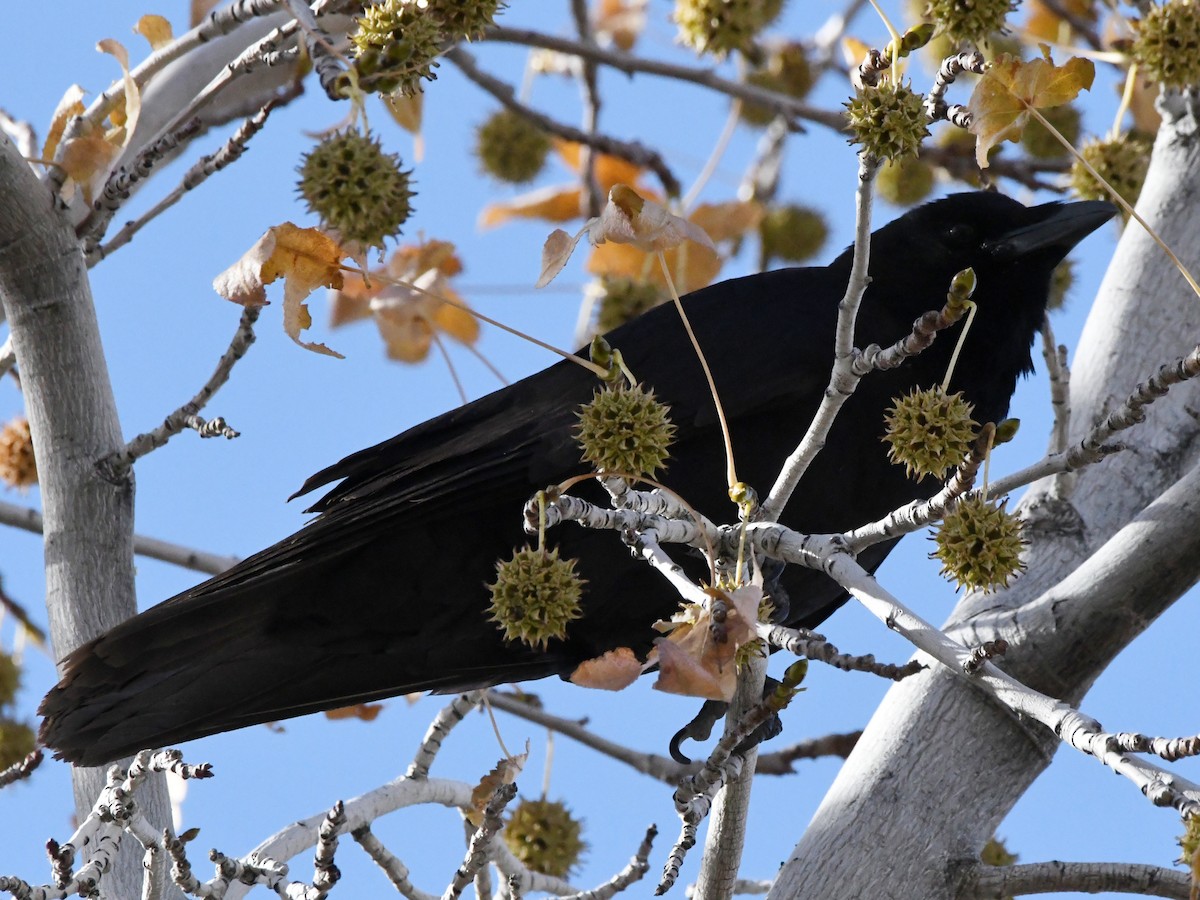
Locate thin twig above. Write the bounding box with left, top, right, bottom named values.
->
left=487, top=691, right=693, bottom=784
left=569, top=0, right=604, bottom=218
left=761, top=156, right=878, bottom=522
left=102, top=307, right=260, bottom=476
left=0, top=499, right=239, bottom=576
left=90, top=96, right=288, bottom=264
left=485, top=26, right=845, bottom=132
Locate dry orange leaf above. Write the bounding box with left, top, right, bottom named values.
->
left=329, top=240, right=478, bottom=362
left=213, top=223, right=346, bottom=358
left=967, top=51, right=1095, bottom=167
left=480, top=184, right=587, bottom=229
left=43, top=85, right=86, bottom=163
left=134, top=14, right=174, bottom=51
left=570, top=647, right=645, bottom=690
left=593, top=0, right=646, bottom=51
left=481, top=142, right=655, bottom=230
left=587, top=239, right=722, bottom=295
left=1025, top=0, right=1096, bottom=43
left=651, top=585, right=761, bottom=701
left=54, top=39, right=143, bottom=204
left=468, top=745, right=528, bottom=827
left=325, top=702, right=383, bottom=722
left=689, top=200, right=764, bottom=243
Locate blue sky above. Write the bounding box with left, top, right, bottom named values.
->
left=0, top=2, right=1196, bottom=898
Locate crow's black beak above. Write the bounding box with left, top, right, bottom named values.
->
left=982, top=199, right=1117, bottom=262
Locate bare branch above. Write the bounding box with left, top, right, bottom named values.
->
left=485, top=26, right=846, bottom=132
left=758, top=623, right=926, bottom=681
left=964, top=859, right=1191, bottom=899
left=89, top=96, right=289, bottom=265
left=761, top=155, right=878, bottom=521
left=0, top=499, right=239, bottom=576
left=0, top=750, right=43, bottom=790
left=487, top=690, right=692, bottom=783
left=408, top=692, right=486, bottom=780
left=754, top=732, right=861, bottom=775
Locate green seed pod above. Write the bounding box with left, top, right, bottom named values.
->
left=488, top=548, right=585, bottom=649
left=674, top=0, right=772, bottom=57
left=0, top=718, right=35, bottom=770
left=475, top=110, right=552, bottom=184
left=349, top=0, right=444, bottom=96
left=883, top=386, right=978, bottom=481
left=426, top=0, right=506, bottom=41
left=741, top=42, right=814, bottom=127
left=595, top=277, right=668, bottom=333
left=1134, top=0, right=1200, bottom=90
left=845, top=81, right=931, bottom=163
left=932, top=496, right=1026, bottom=592
left=298, top=131, right=415, bottom=249
left=1021, top=104, right=1082, bottom=160
left=577, top=383, right=676, bottom=478
left=922, top=0, right=1017, bottom=46
left=759, top=204, right=829, bottom=263
left=504, top=798, right=586, bottom=877
left=1070, top=133, right=1152, bottom=212
left=876, top=155, right=936, bottom=205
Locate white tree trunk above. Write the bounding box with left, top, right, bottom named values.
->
left=770, top=99, right=1200, bottom=899
left=0, top=136, right=177, bottom=899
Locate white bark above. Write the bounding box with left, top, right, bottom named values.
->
left=0, top=136, right=177, bottom=899
left=770, top=99, right=1200, bottom=899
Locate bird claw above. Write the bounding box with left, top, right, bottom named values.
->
left=668, top=678, right=786, bottom=764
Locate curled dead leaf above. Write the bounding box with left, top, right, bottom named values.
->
left=967, top=51, right=1095, bottom=167
left=468, top=744, right=529, bottom=827
left=569, top=647, right=645, bottom=690
left=213, top=223, right=346, bottom=358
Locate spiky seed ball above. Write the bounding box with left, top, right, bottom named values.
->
left=922, top=0, right=1016, bottom=46
left=426, top=0, right=505, bottom=41
left=981, top=836, right=1018, bottom=867
left=1021, top=103, right=1082, bottom=159
left=1177, top=814, right=1200, bottom=867
left=1070, top=133, right=1152, bottom=211
left=845, top=81, right=930, bottom=162
left=1135, top=0, right=1200, bottom=90
left=932, top=496, right=1026, bottom=592
left=596, top=277, right=667, bottom=332
left=349, top=0, right=444, bottom=96
left=759, top=204, right=828, bottom=263
left=876, top=155, right=936, bottom=205
left=504, top=798, right=586, bottom=877
left=488, top=548, right=585, bottom=649
left=674, top=0, right=769, bottom=57
left=741, top=42, right=813, bottom=127
left=577, top=383, right=675, bottom=478
left=475, top=110, right=551, bottom=184
left=0, top=718, right=35, bottom=770
left=883, top=387, right=977, bottom=481
left=0, top=417, right=36, bottom=489
left=0, top=653, right=18, bottom=706
left=298, top=131, right=414, bottom=250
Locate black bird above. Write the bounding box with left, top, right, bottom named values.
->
left=39, top=192, right=1113, bottom=766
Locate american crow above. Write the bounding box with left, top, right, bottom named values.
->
left=39, top=192, right=1113, bottom=766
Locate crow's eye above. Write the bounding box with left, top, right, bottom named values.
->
left=946, top=223, right=976, bottom=245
